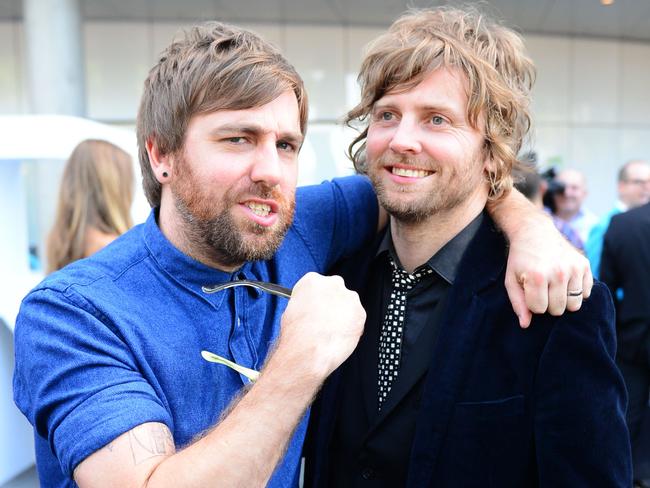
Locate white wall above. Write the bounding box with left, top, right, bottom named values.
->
left=2, top=21, right=650, bottom=215
left=527, top=35, right=650, bottom=214
left=0, top=21, right=27, bottom=113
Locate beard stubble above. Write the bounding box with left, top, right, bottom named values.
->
left=170, top=155, right=295, bottom=268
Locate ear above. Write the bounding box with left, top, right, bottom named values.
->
left=483, top=159, right=497, bottom=174
left=479, top=139, right=495, bottom=172
left=482, top=148, right=497, bottom=175
left=146, top=138, right=173, bottom=183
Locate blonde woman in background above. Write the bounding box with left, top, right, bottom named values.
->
left=46, top=139, right=134, bottom=273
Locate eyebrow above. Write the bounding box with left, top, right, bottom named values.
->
left=373, top=101, right=463, bottom=118
left=210, top=124, right=304, bottom=146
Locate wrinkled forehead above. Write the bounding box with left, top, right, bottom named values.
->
left=187, top=90, right=303, bottom=141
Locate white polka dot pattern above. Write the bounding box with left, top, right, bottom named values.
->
left=377, top=258, right=433, bottom=410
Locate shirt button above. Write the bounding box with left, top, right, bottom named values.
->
left=361, top=467, right=375, bottom=480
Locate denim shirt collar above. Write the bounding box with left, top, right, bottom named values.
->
left=142, top=209, right=255, bottom=295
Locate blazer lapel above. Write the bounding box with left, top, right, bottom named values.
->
left=406, top=293, right=488, bottom=487
left=406, top=215, right=506, bottom=487
left=358, top=278, right=383, bottom=424
left=332, top=232, right=388, bottom=426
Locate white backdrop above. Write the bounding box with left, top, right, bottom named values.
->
left=2, top=21, right=650, bottom=217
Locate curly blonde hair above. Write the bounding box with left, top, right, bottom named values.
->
left=347, top=5, right=535, bottom=200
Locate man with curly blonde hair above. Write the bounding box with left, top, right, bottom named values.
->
left=306, top=6, right=631, bottom=487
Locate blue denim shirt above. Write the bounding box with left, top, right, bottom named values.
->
left=13, top=175, right=378, bottom=487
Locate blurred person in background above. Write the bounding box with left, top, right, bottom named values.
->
left=46, top=139, right=134, bottom=273
left=513, top=163, right=584, bottom=250
left=552, top=168, right=598, bottom=244
left=586, top=159, right=650, bottom=278
left=602, top=200, right=650, bottom=488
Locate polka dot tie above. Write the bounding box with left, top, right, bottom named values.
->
left=378, top=257, right=433, bottom=410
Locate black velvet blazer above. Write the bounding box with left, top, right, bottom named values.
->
left=305, top=214, right=631, bottom=488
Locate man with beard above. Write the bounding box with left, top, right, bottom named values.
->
left=305, top=7, right=631, bottom=487
left=14, top=20, right=592, bottom=488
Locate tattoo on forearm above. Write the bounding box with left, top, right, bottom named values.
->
left=128, top=424, right=175, bottom=465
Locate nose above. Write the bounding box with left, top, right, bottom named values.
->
left=250, top=140, right=282, bottom=187
left=388, top=117, right=421, bottom=155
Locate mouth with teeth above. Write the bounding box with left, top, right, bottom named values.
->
left=240, top=199, right=279, bottom=227
left=246, top=202, right=272, bottom=217
left=390, top=166, right=433, bottom=179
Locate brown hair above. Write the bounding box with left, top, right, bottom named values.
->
left=137, top=22, right=308, bottom=207
left=347, top=5, right=535, bottom=200
left=47, top=140, right=134, bottom=272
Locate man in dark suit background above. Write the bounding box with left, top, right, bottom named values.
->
left=305, top=5, right=631, bottom=487
left=602, top=202, right=650, bottom=487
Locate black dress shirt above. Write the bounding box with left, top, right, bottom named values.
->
left=375, top=214, right=482, bottom=366
left=326, top=213, right=483, bottom=487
